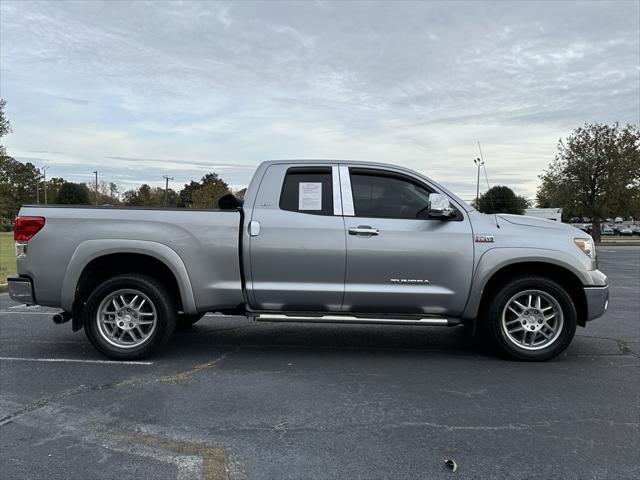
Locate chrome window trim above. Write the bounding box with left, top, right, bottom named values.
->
left=332, top=165, right=343, bottom=216
left=339, top=165, right=355, bottom=216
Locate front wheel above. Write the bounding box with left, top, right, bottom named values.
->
left=83, top=274, right=177, bottom=360
left=482, top=276, right=577, bottom=361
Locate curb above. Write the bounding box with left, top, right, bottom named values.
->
left=0, top=283, right=8, bottom=294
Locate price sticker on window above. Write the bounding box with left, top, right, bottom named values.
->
left=299, top=182, right=322, bottom=210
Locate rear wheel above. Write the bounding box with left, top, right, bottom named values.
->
left=83, top=274, right=176, bottom=360
left=482, top=276, right=577, bottom=361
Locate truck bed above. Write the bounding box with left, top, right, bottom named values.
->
left=17, top=205, right=244, bottom=312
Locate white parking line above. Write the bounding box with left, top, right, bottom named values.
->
left=8, top=304, right=46, bottom=310
left=0, top=356, right=153, bottom=365
left=0, top=311, right=54, bottom=315
left=1, top=311, right=227, bottom=315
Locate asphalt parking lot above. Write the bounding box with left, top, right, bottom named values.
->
left=1, top=247, right=638, bottom=480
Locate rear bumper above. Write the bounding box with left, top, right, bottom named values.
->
left=7, top=276, right=35, bottom=305
left=584, top=285, right=609, bottom=321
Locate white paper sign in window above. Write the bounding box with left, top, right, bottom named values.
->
left=299, top=182, right=322, bottom=210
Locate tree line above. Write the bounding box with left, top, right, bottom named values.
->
left=0, top=153, right=242, bottom=228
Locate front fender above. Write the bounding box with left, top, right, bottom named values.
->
left=61, top=239, right=197, bottom=314
left=461, top=247, right=592, bottom=320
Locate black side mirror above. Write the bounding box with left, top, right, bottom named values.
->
left=218, top=194, right=243, bottom=210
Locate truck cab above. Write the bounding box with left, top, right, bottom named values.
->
left=243, top=161, right=473, bottom=316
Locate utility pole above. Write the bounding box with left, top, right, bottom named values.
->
left=42, top=166, right=49, bottom=204
left=93, top=171, right=98, bottom=205
left=473, top=157, right=484, bottom=208
left=35, top=173, right=40, bottom=204
left=163, top=175, right=174, bottom=207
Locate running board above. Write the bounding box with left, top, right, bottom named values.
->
left=255, top=314, right=462, bottom=326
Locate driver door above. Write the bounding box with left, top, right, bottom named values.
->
left=341, top=166, right=474, bottom=315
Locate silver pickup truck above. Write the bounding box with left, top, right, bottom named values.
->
left=9, top=160, right=609, bottom=361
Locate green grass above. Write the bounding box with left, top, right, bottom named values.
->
left=0, top=231, right=15, bottom=284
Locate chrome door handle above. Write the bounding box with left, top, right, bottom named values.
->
left=348, top=226, right=379, bottom=236
left=249, top=221, right=261, bottom=236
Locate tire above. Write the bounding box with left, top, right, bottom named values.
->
left=481, top=275, right=577, bottom=361
left=83, top=274, right=177, bottom=360
left=176, top=313, right=205, bottom=329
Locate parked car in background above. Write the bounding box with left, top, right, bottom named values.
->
left=632, top=225, right=640, bottom=236
left=602, top=225, right=615, bottom=236
left=570, top=217, right=582, bottom=223
left=579, top=224, right=592, bottom=235
left=582, top=217, right=591, bottom=223
left=619, top=227, right=633, bottom=236
left=614, top=217, right=624, bottom=223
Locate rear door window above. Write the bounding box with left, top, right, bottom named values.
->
left=279, top=167, right=334, bottom=216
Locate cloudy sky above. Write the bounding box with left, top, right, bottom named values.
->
left=1, top=0, right=638, bottom=201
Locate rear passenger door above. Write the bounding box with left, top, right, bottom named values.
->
left=247, top=164, right=346, bottom=312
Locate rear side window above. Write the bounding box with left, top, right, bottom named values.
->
left=279, top=167, right=333, bottom=215
left=350, top=170, right=433, bottom=219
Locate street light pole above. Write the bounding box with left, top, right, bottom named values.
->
left=93, top=171, right=98, bottom=206
left=42, top=166, right=49, bottom=205
left=163, top=175, right=174, bottom=207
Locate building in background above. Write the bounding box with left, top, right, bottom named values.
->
left=524, top=208, right=563, bottom=222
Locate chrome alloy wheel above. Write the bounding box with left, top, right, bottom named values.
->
left=501, top=289, right=564, bottom=351
left=96, top=289, right=157, bottom=349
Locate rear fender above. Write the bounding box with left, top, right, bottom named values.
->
left=61, top=239, right=197, bottom=314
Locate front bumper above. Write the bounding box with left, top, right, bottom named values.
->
left=7, top=276, right=35, bottom=305
left=584, top=285, right=609, bottom=321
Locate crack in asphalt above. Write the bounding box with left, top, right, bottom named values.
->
left=0, top=350, right=236, bottom=427
left=131, top=417, right=637, bottom=438
left=576, top=334, right=640, bottom=358
left=616, top=340, right=640, bottom=358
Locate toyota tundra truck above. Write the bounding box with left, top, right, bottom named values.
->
left=8, top=160, right=609, bottom=361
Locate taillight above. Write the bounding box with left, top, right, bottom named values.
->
left=14, top=216, right=46, bottom=241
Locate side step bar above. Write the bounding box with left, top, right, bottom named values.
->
left=255, top=314, right=462, bottom=326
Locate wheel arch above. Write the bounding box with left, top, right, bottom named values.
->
left=62, top=240, right=197, bottom=331
left=463, top=251, right=588, bottom=327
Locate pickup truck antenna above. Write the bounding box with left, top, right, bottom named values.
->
left=477, top=141, right=494, bottom=210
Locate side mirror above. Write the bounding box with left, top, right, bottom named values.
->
left=428, top=193, right=454, bottom=218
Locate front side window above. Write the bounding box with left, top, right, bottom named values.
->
left=279, top=167, right=333, bottom=215
left=350, top=170, right=433, bottom=219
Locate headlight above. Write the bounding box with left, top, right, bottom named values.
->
left=574, top=237, right=595, bottom=259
